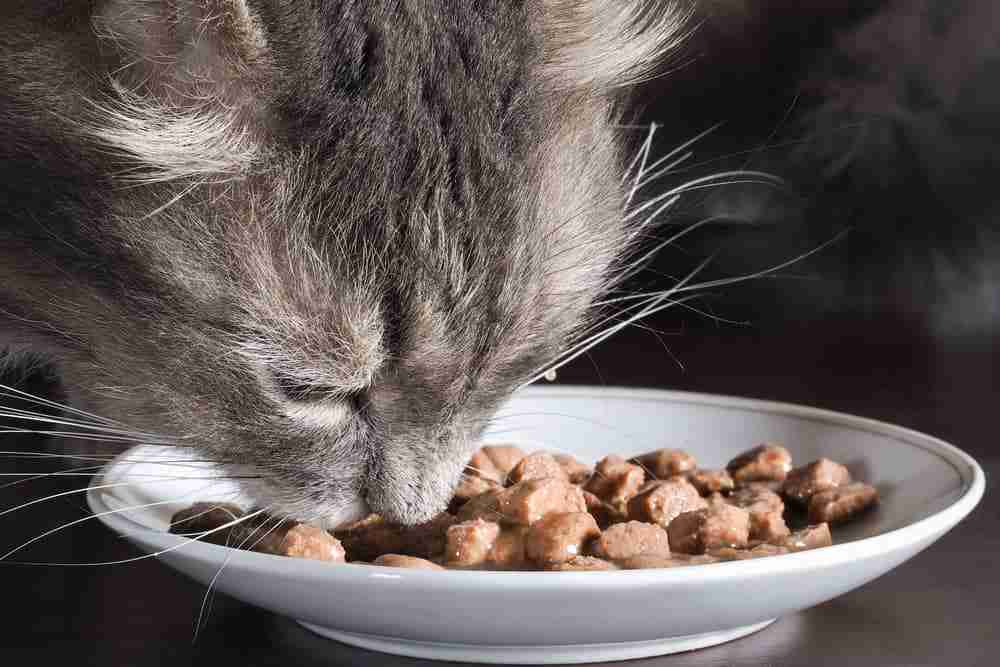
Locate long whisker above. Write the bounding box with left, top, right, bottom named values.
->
left=194, top=511, right=282, bottom=643
left=0, top=405, right=146, bottom=433
left=4, top=508, right=270, bottom=567
left=0, top=464, right=106, bottom=490
left=623, top=170, right=785, bottom=223
left=632, top=122, right=723, bottom=191
left=0, top=472, right=261, bottom=481
left=0, top=452, right=226, bottom=472
left=0, top=383, right=124, bottom=427
left=0, top=412, right=177, bottom=441
left=0, top=429, right=177, bottom=449
left=524, top=253, right=717, bottom=386
left=0, top=497, right=194, bottom=561
left=614, top=215, right=728, bottom=287
left=0, top=479, right=211, bottom=522
left=624, top=121, right=656, bottom=207
left=668, top=230, right=849, bottom=296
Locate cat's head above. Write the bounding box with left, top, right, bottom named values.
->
left=0, top=0, right=689, bottom=526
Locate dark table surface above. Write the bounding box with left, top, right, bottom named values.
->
left=1, top=314, right=995, bottom=666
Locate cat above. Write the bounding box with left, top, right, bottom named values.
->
left=0, top=1, right=691, bottom=528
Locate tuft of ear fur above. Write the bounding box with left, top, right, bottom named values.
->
left=542, top=0, right=693, bottom=92
left=93, top=0, right=270, bottom=95
left=89, top=0, right=271, bottom=184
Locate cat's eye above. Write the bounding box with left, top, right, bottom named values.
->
left=272, top=373, right=366, bottom=410
left=274, top=375, right=327, bottom=402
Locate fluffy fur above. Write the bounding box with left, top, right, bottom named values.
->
left=0, top=1, right=688, bottom=525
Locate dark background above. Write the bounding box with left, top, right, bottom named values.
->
left=1, top=1, right=997, bottom=665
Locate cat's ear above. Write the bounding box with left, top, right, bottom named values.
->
left=89, top=1, right=270, bottom=183
left=543, top=0, right=692, bottom=91
left=93, top=0, right=270, bottom=105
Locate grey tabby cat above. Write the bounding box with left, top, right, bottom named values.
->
left=0, top=1, right=687, bottom=527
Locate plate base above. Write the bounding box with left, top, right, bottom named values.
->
left=297, top=618, right=777, bottom=664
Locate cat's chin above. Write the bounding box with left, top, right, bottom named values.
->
left=315, top=498, right=372, bottom=531
left=232, top=476, right=371, bottom=530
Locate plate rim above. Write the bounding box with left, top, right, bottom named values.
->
left=87, top=385, right=986, bottom=586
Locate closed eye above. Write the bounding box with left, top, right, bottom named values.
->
left=273, top=374, right=332, bottom=402
left=272, top=373, right=366, bottom=409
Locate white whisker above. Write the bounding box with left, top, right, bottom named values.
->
left=194, top=511, right=282, bottom=642
left=616, top=216, right=727, bottom=286
left=0, top=412, right=175, bottom=441
left=523, top=254, right=717, bottom=386
left=0, top=383, right=124, bottom=427
left=0, top=497, right=190, bottom=561
left=5, top=508, right=270, bottom=567
left=669, top=231, right=849, bottom=296
left=0, top=479, right=198, bottom=522
left=624, top=122, right=656, bottom=208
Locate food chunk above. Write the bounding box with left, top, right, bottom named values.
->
left=667, top=505, right=751, bottom=555
left=736, top=480, right=785, bottom=493
left=583, top=490, right=626, bottom=530
left=728, top=486, right=785, bottom=514
left=507, top=452, right=569, bottom=485
left=808, top=483, right=879, bottom=524
left=333, top=512, right=456, bottom=562
left=687, top=469, right=735, bottom=496
left=748, top=511, right=790, bottom=543
left=589, top=521, right=671, bottom=560
left=726, top=444, right=793, bottom=483
left=782, top=524, right=833, bottom=552
left=489, top=526, right=530, bottom=568
left=525, top=512, right=601, bottom=565
left=583, top=455, right=646, bottom=512
left=626, top=479, right=707, bottom=528
left=552, top=453, right=592, bottom=484
left=544, top=556, right=618, bottom=571
left=725, top=486, right=789, bottom=542
left=372, top=554, right=446, bottom=570
left=169, top=502, right=247, bottom=547
left=171, top=503, right=299, bottom=556
left=783, top=458, right=852, bottom=503
left=629, top=448, right=697, bottom=479
left=445, top=519, right=501, bottom=567
left=451, top=475, right=502, bottom=507
left=456, top=488, right=506, bottom=523
left=279, top=524, right=347, bottom=562
left=498, top=477, right=588, bottom=526
left=466, top=444, right=526, bottom=484
left=170, top=505, right=347, bottom=562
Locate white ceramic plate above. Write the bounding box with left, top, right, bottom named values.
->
left=87, top=387, right=984, bottom=664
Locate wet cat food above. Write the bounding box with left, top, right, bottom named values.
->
left=525, top=512, right=601, bottom=565
left=783, top=458, right=852, bottom=503
left=630, top=448, right=697, bottom=479
left=507, top=451, right=570, bottom=485
left=169, top=503, right=346, bottom=562
left=589, top=520, right=672, bottom=560
left=170, top=442, right=877, bottom=570
left=583, top=455, right=645, bottom=512
left=626, top=478, right=707, bottom=527
left=688, top=469, right=735, bottom=495
left=808, top=483, right=879, bottom=524
left=726, top=444, right=794, bottom=483
left=667, top=504, right=751, bottom=555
